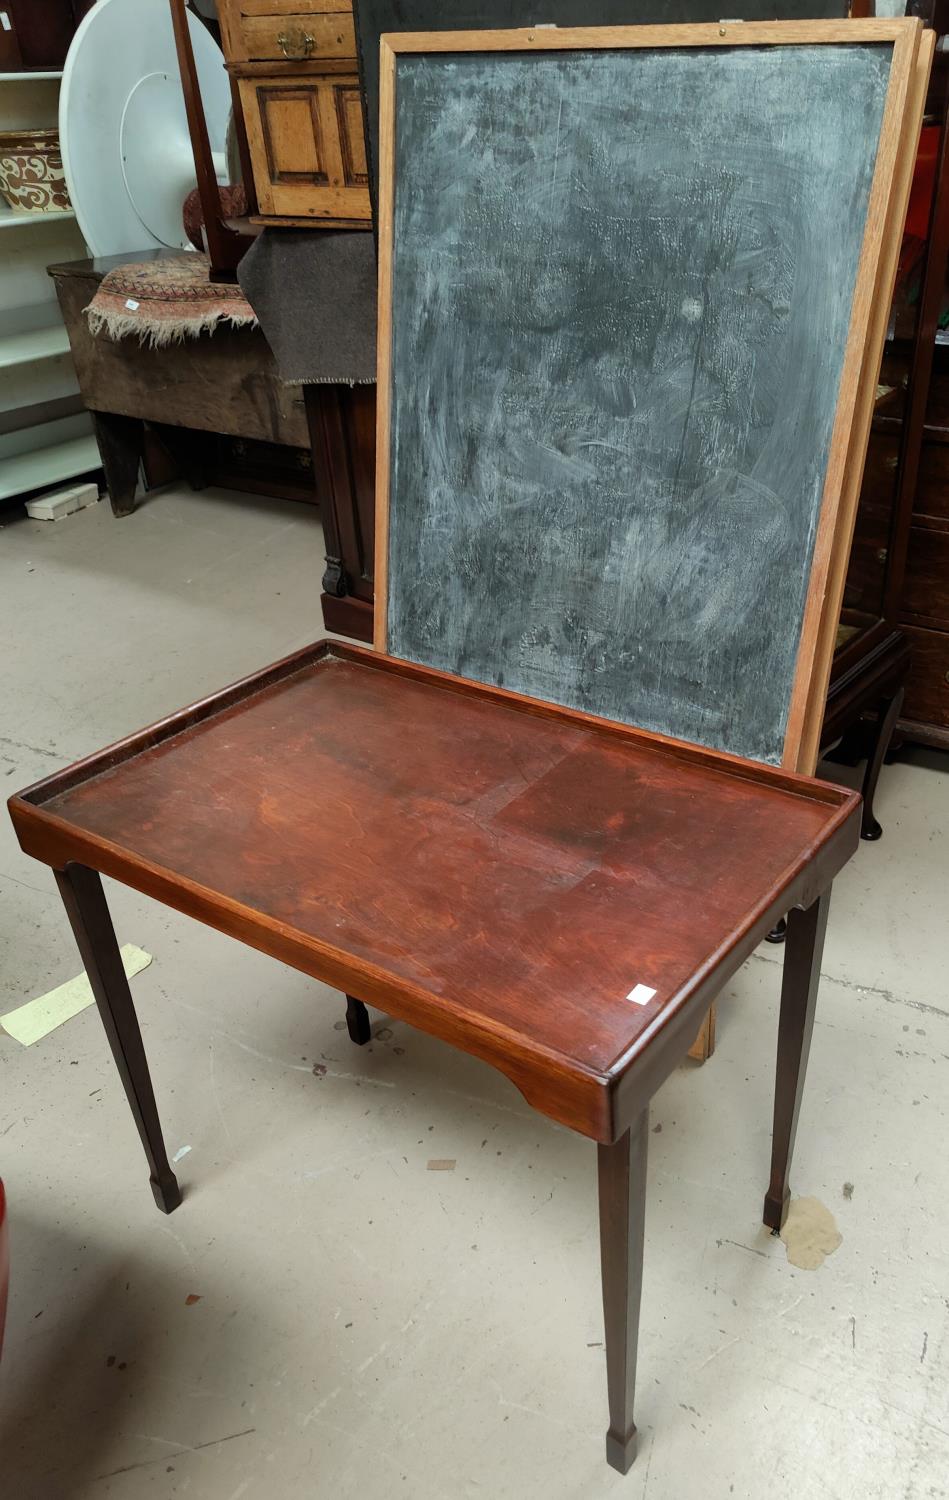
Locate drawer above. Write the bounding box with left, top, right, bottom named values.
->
left=916, top=441, right=949, bottom=524
left=239, top=72, right=371, bottom=222
left=902, top=523, right=949, bottom=627
left=222, top=1, right=355, bottom=63
left=902, top=624, right=949, bottom=729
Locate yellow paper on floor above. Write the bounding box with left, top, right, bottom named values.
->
left=0, top=945, right=152, bottom=1046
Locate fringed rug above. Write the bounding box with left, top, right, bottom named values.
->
left=84, top=254, right=258, bottom=349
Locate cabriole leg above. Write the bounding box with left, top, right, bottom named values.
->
left=860, top=687, right=904, bottom=841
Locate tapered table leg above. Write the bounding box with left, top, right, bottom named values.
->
left=687, top=1004, right=716, bottom=1061
left=345, top=994, right=371, bottom=1045
left=763, top=888, right=831, bottom=1233
left=54, top=864, right=181, bottom=1214
left=598, top=1109, right=648, bottom=1475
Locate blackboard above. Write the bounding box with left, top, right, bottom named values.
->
left=383, top=41, right=894, bottom=764
left=352, top=0, right=851, bottom=210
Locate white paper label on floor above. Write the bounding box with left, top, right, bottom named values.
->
left=0, top=14, right=11, bottom=31
left=0, top=944, right=152, bottom=1046
left=625, top=983, right=656, bottom=1006
left=125, top=298, right=139, bottom=310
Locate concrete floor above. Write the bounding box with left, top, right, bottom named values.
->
left=1, top=485, right=948, bottom=1500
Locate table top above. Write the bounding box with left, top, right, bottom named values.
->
left=9, top=643, right=860, bottom=1138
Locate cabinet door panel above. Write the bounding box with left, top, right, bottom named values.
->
left=240, top=74, right=371, bottom=220
left=262, top=87, right=331, bottom=183
left=335, top=84, right=368, bottom=186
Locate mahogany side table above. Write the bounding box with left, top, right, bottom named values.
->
left=8, top=641, right=860, bottom=1473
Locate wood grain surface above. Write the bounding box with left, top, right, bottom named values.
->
left=9, top=643, right=860, bottom=1139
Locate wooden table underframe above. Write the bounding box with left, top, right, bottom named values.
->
left=9, top=641, right=860, bottom=1473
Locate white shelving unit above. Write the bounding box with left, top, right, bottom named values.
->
left=0, top=431, right=100, bottom=502
left=0, top=72, right=63, bottom=83
left=0, top=203, right=76, bottom=230
left=0, top=319, right=70, bottom=370
left=0, top=67, right=100, bottom=502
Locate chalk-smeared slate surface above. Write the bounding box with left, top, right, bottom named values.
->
left=386, top=45, right=891, bottom=763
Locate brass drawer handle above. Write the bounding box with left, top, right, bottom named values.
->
left=277, top=27, right=314, bottom=58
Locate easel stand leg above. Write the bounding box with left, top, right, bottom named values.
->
left=763, top=888, right=831, bottom=1233
left=598, top=1110, right=648, bottom=1474
left=346, top=994, right=371, bottom=1045
left=687, top=1003, right=716, bottom=1061
left=54, top=864, right=181, bottom=1214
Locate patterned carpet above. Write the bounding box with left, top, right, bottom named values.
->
left=84, top=253, right=257, bottom=349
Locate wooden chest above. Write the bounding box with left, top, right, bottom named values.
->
left=219, top=0, right=371, bottom=228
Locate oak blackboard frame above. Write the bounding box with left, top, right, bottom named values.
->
left=374, top=19, right=929, bottom=773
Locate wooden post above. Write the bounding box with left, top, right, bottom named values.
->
left=168, top=0, right=249, bottom=281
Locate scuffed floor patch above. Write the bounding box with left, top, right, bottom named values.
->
left=780, top=1196, right=842, bottom=1270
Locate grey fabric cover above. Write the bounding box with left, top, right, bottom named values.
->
left=237, top=229, right=376, bottom=386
